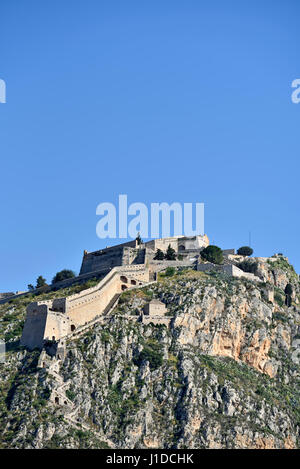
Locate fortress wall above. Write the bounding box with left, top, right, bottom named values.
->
left=67, top=276, right=120, bottom=327
left=92, top=240, right=137, bottom=252
left=21, top=265, right=150, bottom=348
left=0, top=269, right=109, bottom=306
left=179, top=237, right=207, bottom=250
left=154, top=238, right=178, bottom=252
left=65, top=266, right=150, bottom=328
left=149, top=260, right=194, bottom=273
left=66, top=265, right=148, bottom=306
left=222, top=249, right=236, bottom=256
left=121, top=247, right=145, bottom=265
left=120, top=268, right=150, bottom=283
left=141, top=316, right=171, bottom=326
left=44, top=311, right=70, bottom=341
left=52, top=298, right=66, bottom=312
left=80, top=241, right=139, bottom=275
left=229, top=265, right=259, bottom=281
left=80, top=247, right=125, bottom=274
left=0, top=292, right=14, bottom=300
left=144, top=303, right=167, bottom=316
left=145, top=235, right=209, bottom=253
left=197, top=263, right=260, bottom=282
left=20, top=304, right=48, bottom=350
left=197, top=263, right=225, bottom=273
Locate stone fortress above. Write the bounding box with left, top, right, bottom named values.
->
left=19, top=233, right=265, bottom=352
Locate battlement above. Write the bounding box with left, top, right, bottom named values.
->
left=21, top=234, right=209, bottom=350
left=21, top=265, right=151, bottom=350
left=80, top=234, right=209, bottom=276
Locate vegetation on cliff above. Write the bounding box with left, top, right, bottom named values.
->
left=0, top=259, right=300, bottom=449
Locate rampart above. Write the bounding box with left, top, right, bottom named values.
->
left=197, top=263, right=260, bottom=281
left=21, top=265, right=150, bottom=349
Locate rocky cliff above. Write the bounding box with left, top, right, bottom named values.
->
left=0, top=256, right=299, bottom=449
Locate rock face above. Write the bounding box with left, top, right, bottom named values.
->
left=0, top=258, right=300, bottom=449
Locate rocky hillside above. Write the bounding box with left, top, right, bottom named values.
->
left=0, top=256, right=300, bottom=449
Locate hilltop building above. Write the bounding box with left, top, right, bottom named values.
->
left=20, top=233, right=263, bottom=351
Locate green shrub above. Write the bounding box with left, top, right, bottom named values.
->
left=165, top=267, right=175, bottom=277
left=274, top=292, right=284, bottom=307
left=200, top=245, right=223, bottom=265
left=134, top=341, right=164, bottom=370
left=36, top=276, right=47, bottom=288
left=273, top=311, right=288, bottom=322
left=154, top=249, right=165, bottom=260
left=165, top=244, right=176, bottom=260
left=52, top=269, right=76, bottom=284
left=237, top=260, right=258, bottom=274
left=66, top=389, right=76, bottom=401
left=237, top=246, right=254, bottom=256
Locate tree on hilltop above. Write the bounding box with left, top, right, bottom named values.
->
left=165, top=244, right=176, bottom=261
left=154, top=248, right=165, bottom=260
left=52, top=269, right=76, bottom=284
left=237, top=246, right=254, bottom=256
left=136, top=232, right=142, bottom=245
left=200, top=245, right=223, bottom=265
left=36, top=276, right=47, bottom=288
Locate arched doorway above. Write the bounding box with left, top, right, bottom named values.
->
left=120, top=275, right=128, bottom=283
left=178, top=245, right=186, bottom=252
left=131, top=279, right=137, bottom=285
left=71, top=324, right=76, bottom=332
left=121, top=284, right=128, bottom=291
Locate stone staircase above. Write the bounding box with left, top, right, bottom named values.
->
left=46, top=358, right=114, bottom=447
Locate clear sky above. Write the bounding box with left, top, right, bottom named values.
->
left=0, top=0, right=299, bottom=291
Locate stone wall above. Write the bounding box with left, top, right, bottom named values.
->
left=197, top=262, right=260, bottom=282
left=0, top=292, right=14, bottom=300
left=149, top=259, right=194, bottom=274
left=80, top=246, right=126, bottom=274
left=21, top=265, right=151, bottom=349
left=20, top=303, right=49, bottom=350
left=66, top=266, right=150, bottom=328
left=144, top=301, right=167, bottom=316
left=80, top=244, right=145, bottom=275
left=141, top=315, right=172, bottom=326
left=0, top=269, right=109, bottom=306
left=44, top=311, right=70, bottom=342
left=222, top=249, right=236, bottom=256
left=144, top=235, right=209, bottom=254
left=229, top=265, right=260, bottom=281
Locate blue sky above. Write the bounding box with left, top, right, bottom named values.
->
left=0, top=0, right=299, bottom=291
